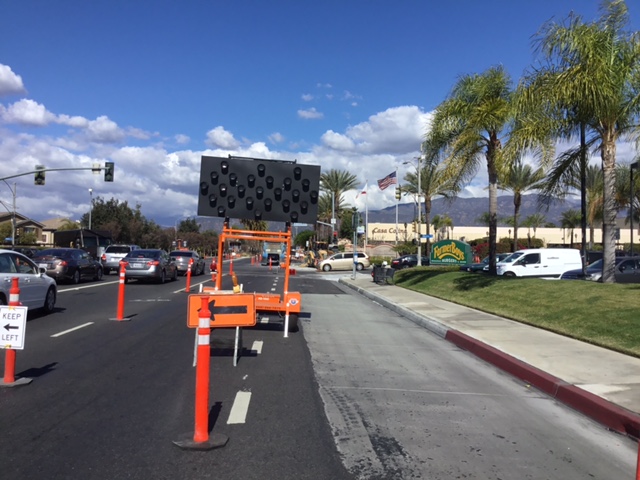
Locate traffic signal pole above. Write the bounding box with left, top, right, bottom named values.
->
left=0, top=163, right=115, bottom=183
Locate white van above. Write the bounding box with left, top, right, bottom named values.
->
left=496, top=248, right=582, bottom=279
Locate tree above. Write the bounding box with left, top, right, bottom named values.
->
left=402, top=159, right=459, bottom=256
left=426, top=65, right=515, bottom=274
left=319, top=169, right=358, bottom=230
left=498, top=162, right=545, bottom=251
left=57, top=218, right=80, bottom=231
left=178, top=218, right=200, bottom=234
left=522, top=213, right=547, bottom=248
left=561, top=209, right=582, bottom=248
left=515, top=0, right=640, bottom=282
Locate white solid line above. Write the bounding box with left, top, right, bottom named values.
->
left=251, top=340, right=263, bottom=354
left=51, top=322, right=94, bottom=337
left=227, top=391, right=252, bottom=424
left=260, top=317, right=269, bottom=324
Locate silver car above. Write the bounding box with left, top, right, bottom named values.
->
left=120, top=249, right=178, bottom=283
left=0, top=249, right=56, bottom=313
left=169, top=250, right=206, bottom=276
left=101, top=244, right=141, bottom=275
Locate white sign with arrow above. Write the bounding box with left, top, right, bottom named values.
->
left=1, top=305, right=28, bottom=350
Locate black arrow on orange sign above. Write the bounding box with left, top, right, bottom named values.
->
left=198, top=299, right=248, bottom=321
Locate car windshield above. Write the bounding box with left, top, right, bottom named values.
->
left=587, top=259, right=603, bottom=269
left=127, top=250, right=159, bottom=259
left=170, top=251, right=193, bottom=257
left=500, top=252, right=524, bottom=263
left=107, top=246, right=132, bottom=254
left=35, top=249, right=70, bottom=258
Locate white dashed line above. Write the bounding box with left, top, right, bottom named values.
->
left=227, top=391, right=252, bottom=424
left=251, top=340, right=263, bottom=354
left=260, top=317, right=269, bottom=324
left=51, top=322, right=94, bottom=337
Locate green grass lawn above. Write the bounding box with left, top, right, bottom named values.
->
left=393, top=267, right=640, bottom=358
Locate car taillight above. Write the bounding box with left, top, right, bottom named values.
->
left=59, top=260, right=68, bottom=267
left=101, top=254, right=107, bottom=261
left=148, top=260, right=160, bottom=266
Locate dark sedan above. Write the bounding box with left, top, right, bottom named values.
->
left=390, top=254, right=430, bottom=269
left=561, top=256, right=640, bottom=283
left=460, top=253, right=511, bottom=273
left=33, top=248, right=103, bottom=284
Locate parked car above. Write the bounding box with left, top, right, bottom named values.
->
left=561, top=256, right=640, bottom=283
left=496, top=248, right=582, bottom=278
left=0, top=249, right=56, bottom=313
left=460, top=253, right=510, bottom=273
left=33, top=248, right=103, bottom=284
left=101, top=244, right=141, bottom=274
left=170, top=250, right=206, bottom=276
left=120, top=249, right=178, bottom=283
left=483, top=251, right=525, bottom=272
left=390, top=254, right=430, bottom=270
left=11, top=246, right=39, bottom=258
left=318, top=252, right=370, bottom=271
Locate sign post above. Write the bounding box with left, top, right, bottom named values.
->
left=1, top=278, right=32, bottom=387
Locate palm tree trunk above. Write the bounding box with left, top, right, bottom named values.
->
left=487, top=141, right=499, bottom=275
left=424, top=197, right=432, bottom=259
left=580, top=122, right=587, bottom=274
left=601, top=134, right=617, bottom=283
left=513, top=193, right=521, bottom=252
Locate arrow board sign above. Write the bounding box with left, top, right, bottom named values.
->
left=1, top=306, right=28, bottom=350
left=187, top=293, right=256, bottom=328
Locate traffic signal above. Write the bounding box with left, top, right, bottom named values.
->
left=395, top=186, right=401, bottom=200
left=412, top=222, right=417, bottom=233
left=104, top=161, right=114, bottom=182
left=34, top=165, right=45, bottom=186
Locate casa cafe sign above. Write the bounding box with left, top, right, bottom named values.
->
left=371, top=227, right=407, bottom=235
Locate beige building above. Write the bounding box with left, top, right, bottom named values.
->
left=366, top=221, right=636, bottom=248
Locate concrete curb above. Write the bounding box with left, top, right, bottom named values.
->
left=340, top=277, right=640, bottom=440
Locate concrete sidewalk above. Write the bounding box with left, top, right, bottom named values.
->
left=339, top=275, right=640, bottom=440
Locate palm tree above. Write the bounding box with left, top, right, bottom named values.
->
left=425, top=66, right=515, bottom=274
left=561, top=209, right=582, bottom=248
left=514, top=0, right=640, bottom=282
left=319, top=169, right=358, bottom=243
left=402, top=160, right=459, bottom=255
left=57, top=218, right=81, bottom=231
left=522, top=213, right=547, bottom=248
left=498, top=161, right=545, bottom=251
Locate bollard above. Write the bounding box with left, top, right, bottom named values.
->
left=283, top=300, right=290, bottom=339
left=185, top=258, right=193, bottom=293
left=3, top=278, right=20, bottom=383
left=269, top=257, right=272, bottom=271
left=111, top=263, right=130, bottom=322
left=173, top=296, right=228, bottom=450
left=229, top=256, right=233, bottom=276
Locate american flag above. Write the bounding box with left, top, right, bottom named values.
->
left=377, top=171, right=397, bottom=191
left=356, top=181, right=367, bottom=199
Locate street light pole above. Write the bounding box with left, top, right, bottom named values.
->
left=88, top=188, right=93, bottom=230
left=416, top=155, right=422, bottom=266
left=631, top=162, right=638, bottom=255
left=1, top=181, right=16, bottom=247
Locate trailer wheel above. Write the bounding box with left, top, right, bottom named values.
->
left=287, top=314, right=299, bottom=333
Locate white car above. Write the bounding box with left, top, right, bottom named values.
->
left=0, top=249, right=57, bottom=313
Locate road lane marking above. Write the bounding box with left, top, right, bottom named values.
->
left=227, top=391, right=251, bottom=424
left=260, top=317, right=269, bottom=324
left=51, top=322, right=94, bottom=337
left=251, top=340, right=263, bottom=354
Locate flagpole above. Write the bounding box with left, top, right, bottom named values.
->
left=365, top=188, right=369, bottom=253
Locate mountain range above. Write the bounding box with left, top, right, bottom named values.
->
left=196, top=194, right=582, bottom=231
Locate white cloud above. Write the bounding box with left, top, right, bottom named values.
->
left=175, top=134, right=190, bottom=144
left=297, top=107, right=323, bottom=119
left=320, top=130, right=355, bottom=151
left=0, top=99, right=55, bottom=126
left=205, top=126, right=241, bottom=149
left=0, top=64, right=26, bottom=96
left=301, top=93, right=313, bottom=101
left=86, top=116, right=125, bottom=143
left=268, top=132, right=285, bottom=144
left=316, top=83, right=332, bottom=89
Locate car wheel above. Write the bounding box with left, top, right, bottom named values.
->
left=504, top=271, right=516, bottom=278
left=356, top=263, right=364, bottom=271
left=94, top=268, right=103, bottom=281
left=172, top=268, right=178, bottom=281
left=71, top=270, right=81, bottom=284
left=402, top=265, right=410, bottom=269
left=322, top=264, right=331, bottom=272
left=42, top=287, right=56, bottom=314
left=159, top=270, right=166, bottom=284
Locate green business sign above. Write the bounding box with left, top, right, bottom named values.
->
left=430, top=240, right=472, bottom=265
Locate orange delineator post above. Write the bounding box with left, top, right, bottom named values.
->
left=116, top=264, right=126, bottom=320
left=3, top=278, right=20, bottom=383
left=194, top=296, right=211, bottom=443
left=185, top=258, right=193, bottom=292
left=229, top=256, right=234, bottom=276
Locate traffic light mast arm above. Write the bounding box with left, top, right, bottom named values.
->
left=0, top=167, right=104, bottom=182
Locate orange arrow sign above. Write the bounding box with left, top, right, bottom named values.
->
left=187, top=293, right=256, bottom=328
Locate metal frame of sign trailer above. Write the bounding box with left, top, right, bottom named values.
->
left=215, top=220, right=301, bottom=331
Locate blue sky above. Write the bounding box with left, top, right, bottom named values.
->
left=1, top=0, right=639, bottom=228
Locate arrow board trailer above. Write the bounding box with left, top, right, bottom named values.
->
left=1, top=306, right=28, bottom=350
left=187, top=293, right=256, bottom=328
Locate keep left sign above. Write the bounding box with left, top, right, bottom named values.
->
left=1, top=306, right=28, bottom=350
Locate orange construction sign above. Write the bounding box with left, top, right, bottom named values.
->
left=187, top=293, right=256, bottom=328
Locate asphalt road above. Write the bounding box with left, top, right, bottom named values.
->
left=0, top=258, right=636, bottom=479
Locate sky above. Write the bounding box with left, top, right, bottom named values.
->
left=1, top=0, right=639, bottom=228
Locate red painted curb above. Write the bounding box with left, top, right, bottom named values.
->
left=445, top=329, right=640, bottom=439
